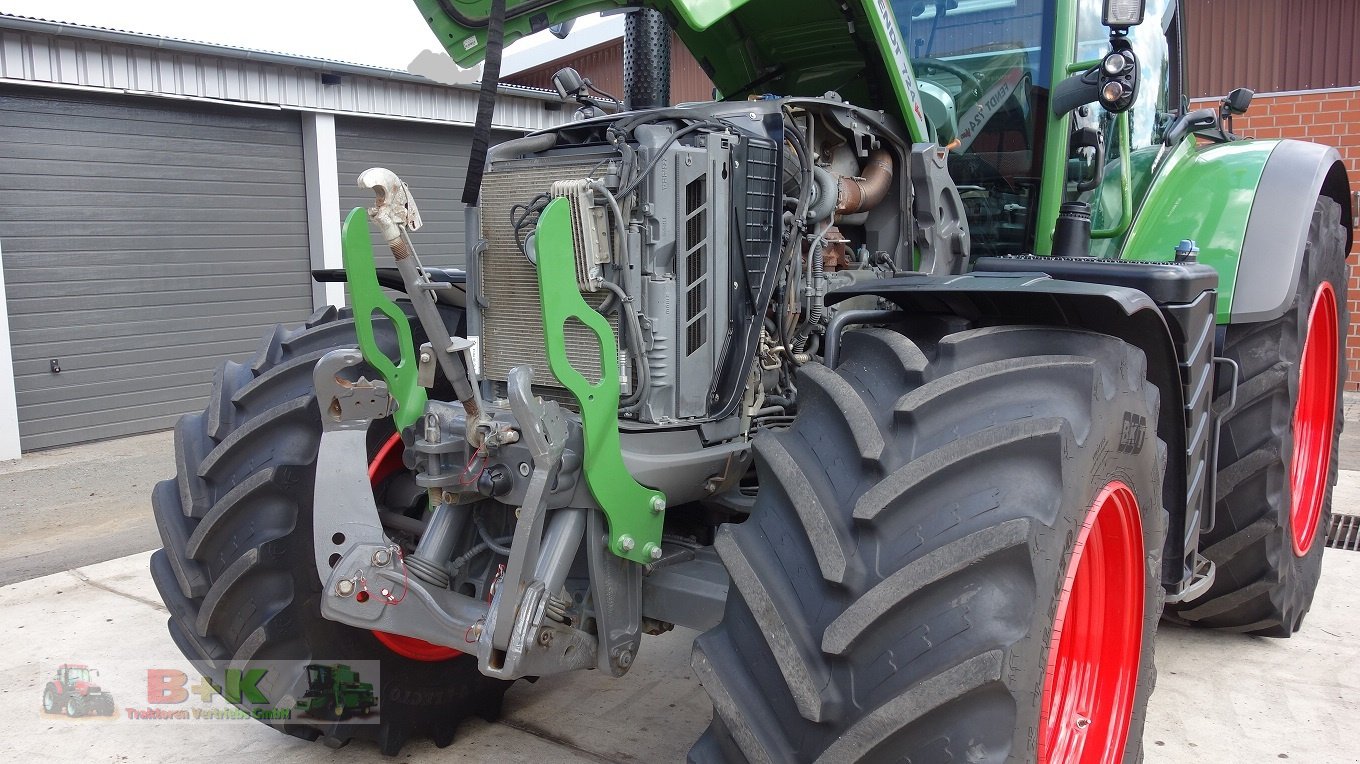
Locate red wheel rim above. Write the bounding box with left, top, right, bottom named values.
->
left=1039, top=481, right=1144, bottom=764
left=367, top=433, right=462, bottom=662
left=1290, top=282, right=1339, bottom=557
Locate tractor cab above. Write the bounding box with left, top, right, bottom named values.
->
left=302, top=665, right=332, bottom=696
left=890, top=0, right=1181, bottom=256
left=57, top=664, right=93, bottom=687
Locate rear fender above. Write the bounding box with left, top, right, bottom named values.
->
left=1119, top=138, right=1352, bottom=323
left=1232, top=141, right=1352, bottom=323
left=828, top=273, right=1190, bottom=589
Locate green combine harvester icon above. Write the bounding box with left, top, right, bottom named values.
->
left=296, top=664, right=376, bottom=721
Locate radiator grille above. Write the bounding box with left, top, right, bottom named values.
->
left=684, top=176, right=709, bottom=357
left=480, top=160, right=617, bottom=388
left=743, top=141, right=779, bottom=302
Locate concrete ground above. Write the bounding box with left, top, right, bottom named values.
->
left=0, top=430, right=171, bottom=585
left=1, top=395, right=1358, bottom=762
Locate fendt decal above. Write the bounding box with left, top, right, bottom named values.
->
left=955, top=67, right=1027, bottom=151
left=864, top=0, right=929, bottom=142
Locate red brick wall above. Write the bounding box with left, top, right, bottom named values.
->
left=1192, top=89, right=1360, bottom=390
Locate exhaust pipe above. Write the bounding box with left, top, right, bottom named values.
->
left=623, top=9, right=670, bottom=110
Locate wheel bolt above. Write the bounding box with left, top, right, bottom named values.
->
left=335, top=579, right=355, bottom=597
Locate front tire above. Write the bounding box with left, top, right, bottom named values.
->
left=148, top=305, right=510, bottom=753
left=1168, top=197, right=1348, bottom=635
left=691, top=325, right=1167, bottom=762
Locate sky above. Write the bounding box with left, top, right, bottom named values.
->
left=0, top=0, right=619, bottom=79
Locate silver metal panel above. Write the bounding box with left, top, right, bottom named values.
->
left=0, top=19, right=564, bottom=132
left=479, top=159, right=616, bottom=389
left=0, top=87, right=314, bottom=449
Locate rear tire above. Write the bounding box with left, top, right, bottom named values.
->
left=1167, top=197, right=1348, bottom=636
left=691, top=325, right=1167, bottom=762
left=149, top=304, right=511, bottom=753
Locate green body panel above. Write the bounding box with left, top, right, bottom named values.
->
left=1032, top=8, right=1080, bottom=255
left=413, top=0, right=623, bottom=67
left=341, top=208, right=427, bottom=430
left=414, top=0, right=926, bottom=140
left=534, top=199, right=666, bottom=564
left=1118, top=139, right=1277, bottom=323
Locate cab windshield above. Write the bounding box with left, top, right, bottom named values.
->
left=892, top=0, right=1057, bottom=256
left=891, top=0, right=1179, bottom=256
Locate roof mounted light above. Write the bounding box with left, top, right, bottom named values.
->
left=1103, top=0, right=1146, bottom=30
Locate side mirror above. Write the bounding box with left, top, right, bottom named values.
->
left=1222, top=87, right=1254, bottom=116
left=552, top=67, right=587, bottom=101
left=1103, top=0, right=1146, bottom=31
left=1217, top=87, right=1254, bottom=138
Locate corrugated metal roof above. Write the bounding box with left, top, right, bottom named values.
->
left=1187, top=0, right=1360, bottom=98
left=0, top=13, right=566, bottom=131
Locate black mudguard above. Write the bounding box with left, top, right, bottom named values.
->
left=1234, top=141, right=1352, bottom=323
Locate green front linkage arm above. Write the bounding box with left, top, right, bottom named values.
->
left=340, top=207, right=427, bottom=431
left=534, top=198, right=666, bottom=564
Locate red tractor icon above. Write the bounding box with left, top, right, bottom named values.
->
left=42, top=664, right=115, bottom=717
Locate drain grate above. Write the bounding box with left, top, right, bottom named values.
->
left=1326, top=514, right=1360, bottom=551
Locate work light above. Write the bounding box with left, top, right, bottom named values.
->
left=1104, top=0, right=1145, bottom=29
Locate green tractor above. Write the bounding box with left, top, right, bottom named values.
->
left=149, top=0, right=1351, bottom=759
left=296, top=664, right=377, bottom=720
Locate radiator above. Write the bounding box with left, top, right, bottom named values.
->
left=478, top=159, right=617, bottom=390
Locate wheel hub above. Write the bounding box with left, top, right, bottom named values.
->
left=1289, top=281, right=1339, bottom=557
left=1039, top=481, right=1144, bottom=763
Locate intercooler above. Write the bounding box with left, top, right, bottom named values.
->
left=477, top=159, right=618, bottom=392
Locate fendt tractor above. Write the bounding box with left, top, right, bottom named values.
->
left=148, top=0, right=1352, bottom=760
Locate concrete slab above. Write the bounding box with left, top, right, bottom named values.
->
left=1342, top=391, right=1360, bottom=472
left=3, top=537, right=1359, bottom=762
left=0, top=430, right=172, bottom=585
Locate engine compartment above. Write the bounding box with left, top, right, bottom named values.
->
left=471, top=97, right=910, bottom=433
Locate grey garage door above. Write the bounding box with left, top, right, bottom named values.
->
left=337, top=117, right=517, bottom=270
left=0, top=89, right=314, bottom=450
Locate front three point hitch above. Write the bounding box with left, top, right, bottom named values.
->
left=309, top=170, right=654, bottom=679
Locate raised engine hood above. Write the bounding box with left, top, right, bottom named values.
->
left=412, top=0, right=928, bottom=139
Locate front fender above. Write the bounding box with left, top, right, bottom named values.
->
left=827, top=272, right=1191, bottom=590
left=1119, top=138, right=1352, bottom=323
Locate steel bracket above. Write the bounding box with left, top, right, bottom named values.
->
left=312, top=348, right=486, bottom=649
left=534, top=197, right=665, bottom=564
